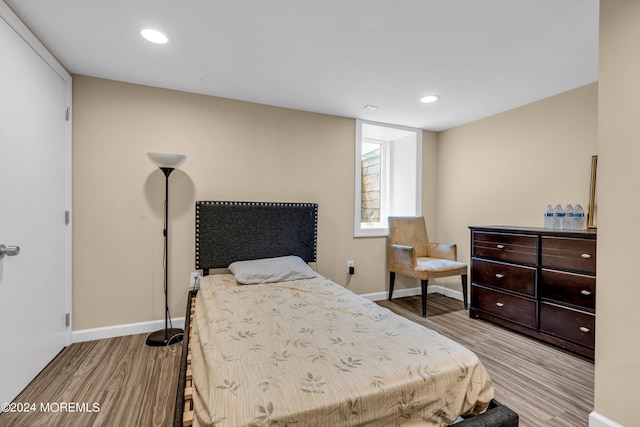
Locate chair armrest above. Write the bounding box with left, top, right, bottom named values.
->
left=389, top=244, right=417, bottom=275
left=427, top=243, right=457, bottom=261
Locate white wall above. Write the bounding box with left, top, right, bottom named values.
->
left=390, top=132, right=419, bottom=216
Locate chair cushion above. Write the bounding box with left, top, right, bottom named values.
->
left=415, top=257, right=467, bottom=273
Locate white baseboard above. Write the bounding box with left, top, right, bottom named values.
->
left=72, top=317, right=185, bottom=343
left=361, top=285, right=464, bottom=302
left=589, top=412, right=624, bottom=427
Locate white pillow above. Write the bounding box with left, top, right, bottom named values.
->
left=228, top=255, right=318, bottom=285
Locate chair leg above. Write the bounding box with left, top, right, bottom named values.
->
left=389, top=272, right=396, bottom=300
left=421, top=279, right=429, bottom=317
left=461, top=274, right=468, bottom=309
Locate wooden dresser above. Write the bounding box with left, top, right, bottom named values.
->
left=469, top=226, right=596, bottom=358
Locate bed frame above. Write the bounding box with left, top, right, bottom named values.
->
left=174, top=201, right=518, bottom=427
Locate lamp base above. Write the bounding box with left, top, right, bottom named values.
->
left=145, top=328, right=184, bottom=347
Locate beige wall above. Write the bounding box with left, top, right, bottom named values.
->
left=435, top=83, right=598, bottom=290
left=594, top=1, right=640, bottom=425
left=71, top=75, right=595, bottom=330
left=72, top=75, right=438, bottom=330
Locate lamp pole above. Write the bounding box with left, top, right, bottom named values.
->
left=146, top=153, right=186, bottom=347
left=161, top=166, right=173, bottom=343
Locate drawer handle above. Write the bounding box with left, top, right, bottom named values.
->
left=580, top=290, right=592, bottom=296
left=496, top=244, right=505, bottom=249
left=581, top=253, right=592, bottom=259
left=579, top=326, right=591, bottom=333
left=496, top=302, right=505, bottom=307
left=495, top=273, right=504, bottom=279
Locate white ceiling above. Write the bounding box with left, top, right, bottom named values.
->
left=6, top=0, right=599, bottom=131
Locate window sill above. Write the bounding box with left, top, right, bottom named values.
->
left=354, top=227, right=389, bottom=238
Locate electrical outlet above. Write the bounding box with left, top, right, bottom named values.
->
left=347, top=260, right=355, bottom=275
left=190, top=272, right=200, bottom=288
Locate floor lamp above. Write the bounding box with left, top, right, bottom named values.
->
left=146, top=152, right=186, bottom=347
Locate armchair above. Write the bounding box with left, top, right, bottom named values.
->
left=388, top=216, right=468, bottom=317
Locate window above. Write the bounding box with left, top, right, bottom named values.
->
left=354, top=120, right=422, bottom=237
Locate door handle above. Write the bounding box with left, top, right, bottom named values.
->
left=0, top=244, right=21, bottom=259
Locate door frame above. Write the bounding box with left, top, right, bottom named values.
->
left=1, top=2, right=72, bottom=345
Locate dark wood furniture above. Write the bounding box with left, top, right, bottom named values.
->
left=469, top=226, right=596, bottom=359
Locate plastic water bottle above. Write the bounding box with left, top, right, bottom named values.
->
left=564, top=204, right=574, bottom=230
left=552, top=204, right=565, bottom=230
left=573, top=204, right=586, bottom=231
left=544, top=205, right=553, bottom=228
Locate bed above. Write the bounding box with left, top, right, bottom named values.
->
left=174, top=201, right=518, bottom=427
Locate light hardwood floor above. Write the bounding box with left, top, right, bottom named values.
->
left=0, top=333, right=181, bottom=427
left=377, top=295, right=594, bottom=427
left=0, top=294, right=593, bottom=426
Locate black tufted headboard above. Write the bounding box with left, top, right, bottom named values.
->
left=195, top=201, right=318, bottom=274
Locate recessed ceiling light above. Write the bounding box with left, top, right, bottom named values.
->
left=363, top=105, right=379, bottom=111
left=420, top=95, right=440, bottom=104
left=141, top=28, right=169, bottom=44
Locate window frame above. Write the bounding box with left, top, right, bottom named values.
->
left=354, top=119, right=422, bottom=237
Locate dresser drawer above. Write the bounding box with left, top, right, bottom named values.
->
left=472, top=258, right=536, bottom=296
left=539, top=303, right=595, bottom=349
left=472, top=285, right=536, bottom=329
left=540, top=268, right=595, bottom=311
left=541, top=237, right=596, bottom=275
left=473, top=232, right=537, bottom=265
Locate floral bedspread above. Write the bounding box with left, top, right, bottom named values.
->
left=191, top=274, right=493, bottom=427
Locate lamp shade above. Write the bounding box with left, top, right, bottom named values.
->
left=147, top=152, right=186, bottom=169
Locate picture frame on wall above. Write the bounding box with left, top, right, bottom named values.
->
left=588, top=155, right=597, bottom=230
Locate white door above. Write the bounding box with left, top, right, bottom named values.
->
left=0, top=9, right=71, bottom=403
